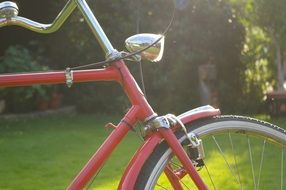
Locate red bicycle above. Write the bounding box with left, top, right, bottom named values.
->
left=0, top=1, right=285, bottom=189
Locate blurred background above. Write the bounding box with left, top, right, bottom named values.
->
left=0, top=0, right=285, bottom=116
left=1, top=1, right=286, bottom=189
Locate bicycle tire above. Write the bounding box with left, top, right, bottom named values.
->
left=135, top=115, right=286, bottom=190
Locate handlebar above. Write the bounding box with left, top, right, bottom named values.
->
left=0, top=0, right=76, bottom=33
left=0, top=0, right=117, bottom=58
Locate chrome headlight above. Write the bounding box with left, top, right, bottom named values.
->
left=125, top=33, right=165, bottom=62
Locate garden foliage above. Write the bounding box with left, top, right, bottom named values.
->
left=0, top=0, right=275, bottom=114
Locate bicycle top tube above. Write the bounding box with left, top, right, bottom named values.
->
left=0, top=0, right=117, bottom=57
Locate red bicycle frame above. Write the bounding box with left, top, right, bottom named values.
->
left=0, top=0, right=221, bottom=189
left=0, top=60, right=220, bottom=189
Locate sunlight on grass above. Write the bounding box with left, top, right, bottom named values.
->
left=90, top=180, right=120, bottom=190
left=0, top=115, right=285, bottom=189
left=155, top=151, right=245, bottom=189
left=153, top=132, right=285, bottom=189
left=0, top=115, right=141, bottom=190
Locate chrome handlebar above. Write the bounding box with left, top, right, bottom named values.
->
left=0, top=0, right=76, bottom=34
left=0, top=0, right=117, bottom=58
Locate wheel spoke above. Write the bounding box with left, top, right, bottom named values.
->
left=170, top=160, right=183, bottom=169
left=136, top=117, right=286, bottom=190
left=228, top=133, right=242, bottom=190
left=247, top=136, right=257, bottom=190
left=156, top=183, right=170, bottom=190
left=167, top=161, right=193, bottom=189
left=164, top=165, right=184, bottom=190
left=212, top=136, right=240, bottom=185
left=281, top=147, right=284, bottom=190
left=204, top=162, right=217, bottom=190
left=179, top=178, right=192, bottom=190
left=257, top=139, right=266, bottom=190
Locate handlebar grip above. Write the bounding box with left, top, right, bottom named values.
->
left=0, top=1, right=19, bottom=18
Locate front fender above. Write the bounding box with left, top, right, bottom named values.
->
left=118, top=105, right=220, bottom=190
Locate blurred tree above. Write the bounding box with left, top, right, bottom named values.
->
left=0, top=45, right=51, bottom=112
left=0, top=0, right=246, bottom=114
left=228, top=0, right=286, bottom=112
left=251, top=0, right=286, bottom=92
left=138, top=0, right=245, bottom=113
left=0, top=0, right=54, bottom=55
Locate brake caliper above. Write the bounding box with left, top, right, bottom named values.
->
left=167, top=114, right=205, bottom=168
left=186, top=132, right=205, bottom=168
left=145, top=114, right=205, bottom=168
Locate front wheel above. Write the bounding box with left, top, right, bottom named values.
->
left=135, top=116, right=286, bottom=189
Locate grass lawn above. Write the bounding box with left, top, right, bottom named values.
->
left=0, top=114, right=285, bottom=189
left=0, top=114, right=142, bottom=190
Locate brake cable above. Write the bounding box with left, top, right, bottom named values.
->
left=136, top=0, right=147, bottom=98
left=70, top=1, right=176, bottom=70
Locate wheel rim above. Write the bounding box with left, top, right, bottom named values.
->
left=144, top=119, right=286, bottom=190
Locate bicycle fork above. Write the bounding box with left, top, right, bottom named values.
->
left=146, top=115, right=209, bottom=190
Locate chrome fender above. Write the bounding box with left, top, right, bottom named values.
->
left=118, top=105, right=220, bottom=190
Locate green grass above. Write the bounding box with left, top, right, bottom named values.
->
left=0, top=114, right=141, bottom=190
left=0, top=114, right=285, bottom=189
left=156, top=132, right=285, bottom=189
left=155, top=116, right=286, bottom=189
